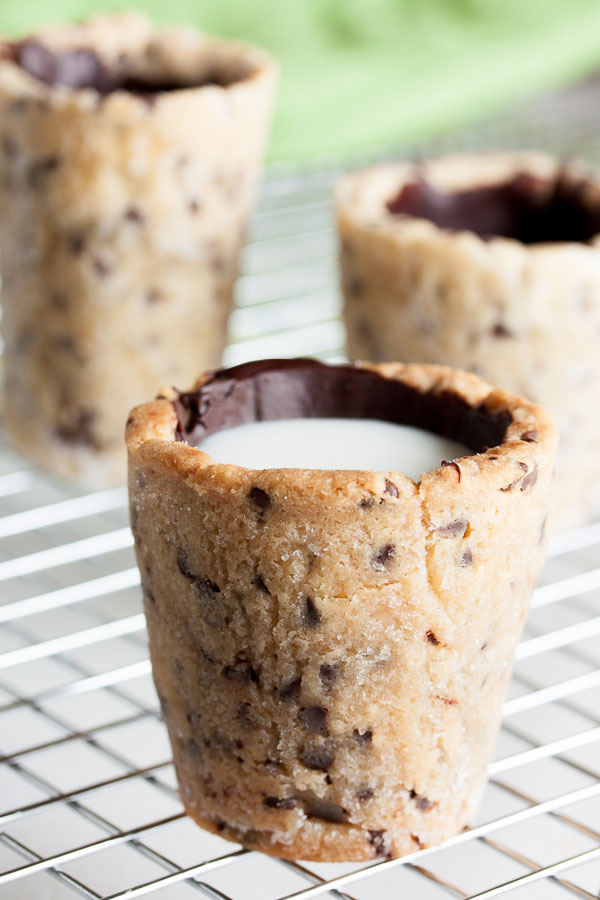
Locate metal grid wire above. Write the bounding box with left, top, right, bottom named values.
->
left=2, top=78, right=600, bottom=899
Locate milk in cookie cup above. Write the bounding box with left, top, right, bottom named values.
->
left=0, top=12, right=276, bottom=484
left=336, top=152, right=600, bottom=528
left=126, top=358, right=557, bottom=861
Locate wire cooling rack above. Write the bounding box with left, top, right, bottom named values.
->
left=2, top=78, right=600, bottom=900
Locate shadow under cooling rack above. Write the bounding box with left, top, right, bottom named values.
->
left=2, top=79, right=600, bottom=898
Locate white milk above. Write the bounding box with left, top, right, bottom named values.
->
left=199, top=418, right=469, bottom=479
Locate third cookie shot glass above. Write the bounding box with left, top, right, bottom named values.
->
left=127, top=358, right=557, bottom=862
left=336, top=152, right=600, bottom=528
left=0, top=12, right=276, bottom=484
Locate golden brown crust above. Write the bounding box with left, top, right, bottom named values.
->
left=127, top=361, right=557, bottom=861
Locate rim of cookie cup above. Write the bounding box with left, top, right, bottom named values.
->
left=335, top=151, right=600, bottom=254
left=126, top=360, right=557, bottom=506
left=0, top=11, right=277, bottom=113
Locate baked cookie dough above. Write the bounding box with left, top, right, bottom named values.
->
left=127, top=358, right=557, bottom=861
left=0, top=12, right=276, bottom=484
left=336, top=152, right=600, bottom=529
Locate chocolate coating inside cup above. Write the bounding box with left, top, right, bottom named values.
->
left=173, top=359, right=511, bottom=454
left=386, top=173, right=600, bottom=244
left=10, top=41, right=249, bottom=94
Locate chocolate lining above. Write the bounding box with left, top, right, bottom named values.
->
left=173, top=359, right=511, bottom=458
left=9, top=41, right=249, bottom=94
left=386, top=172, right=600, bottom=244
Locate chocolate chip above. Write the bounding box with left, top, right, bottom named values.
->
left=372, top=543, right=396, bottom=571
left=345, top=276, right=364, bottom=297
left=426, top=630, right=440, bottom=646
left=249, top=486, right=270, bottom=512
left=303, top=596, right=321, bottom=628
left=441, top=460, right=462, bottom=482
left=18, top=42, right=109, bottom=90
left=194, top=577, right=221, bottom=597
left=193, top=579, right=225, bottom=629
left=52, top=335, right=84, bottom=361
left=237, top=702, right=253, bottom=729
left=458, top=549, right=473, bottom=567
left=92, top=255, right=111, bottom=277
left=360, top=496, right=375, bottom=509
left=210, top=251, right=226, bottom=274
left=491, top=322, right=514, bottom=338
left=279, top=677, right=301, bottom=702
left=521, top=464, right=538, bottom=491
left=384, top=478, right=399, bottom=498
left=481, top=641, right=488, bottom=651
left=253, top=574, right=270, bottom=594
left=186, top=709, right=201, bottom=728
left=2, top=134, right=18, bottom=158
left=501, top=462, right=538, bottom=493
left=146, top=288, right=163, bottom=304
left=301, top=744, right=334, bottom=771
left=173, top=659, right=184, bottom=678
left=143, top=586, right=156, bottom=605
left=224, top=659, right=259, bottom=685
left=436, top=518, right=468, bottom=537
left=520, top=430, right=539, bottom=443
left=67, top=232, right=86, bottom=255
left=10, top=98, right=28, bottom=115
left=265, top=796, right=298, bottom=810
left=358, top=788, right=373, bottom=802
left=13, top=330, right=33, bottom=353
left=409, top=789, right=435, bottom=811
left=29, top=153, right=60, bottom=187
left=300, top=706, right=328, bottom=734
left=186, top=739, right=204, bottom=760
left=300, top=793, right=348, bottom=823
left=501, top=461, right=528, bottom=491
left=353, top=728, right=373, bottom=745
left=188, top=198, right=201, bottom=213
left=368, top=830, right=389, bottom=858
left=55, top=409, right=98, bottom=448
left=196, top=643, right=217, bottom=666
left=205, top=730, right=234, bottom=754
left=319, top=663, right=339, bottom=688
left=124, top=205, right=144, bottom=223
left=177, top=552, right=195, bottom=579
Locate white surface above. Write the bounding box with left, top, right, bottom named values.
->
left=199, top=417, right=468, bottom=477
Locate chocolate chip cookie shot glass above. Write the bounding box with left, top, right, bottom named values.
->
left=126, top=358, right=557, bottom=862
left=336, top=152, right=600, bottom=528
left=0, top=13, right=276, bottom=484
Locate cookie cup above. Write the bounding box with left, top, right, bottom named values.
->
left=126, top=359, right=557, bottom=861
left=0, top=12, right=276, bottom=484
left=337, top=152, right=600, bottom=528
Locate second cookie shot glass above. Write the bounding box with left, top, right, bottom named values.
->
left=0, top=12, right=277, bottom=484
left=337, top=152, right=600, bottom=528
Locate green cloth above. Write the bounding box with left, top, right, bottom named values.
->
left=3, top=1, right=600, bottom=161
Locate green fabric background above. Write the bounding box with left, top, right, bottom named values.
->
left=3, top=1, right=600, bottom=161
